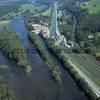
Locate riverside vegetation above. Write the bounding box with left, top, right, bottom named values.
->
left=46, top=38, right=99, bottom=100
left=0, top=75, right=16, bottom=100
left=26, top=8, right=62, bottom=83
left=28, top=32, right=62, bottom=83
left=0, top=28, right=31, bottom=72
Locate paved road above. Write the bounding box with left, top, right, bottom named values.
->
left=67, top=12, right=100, bottom=97
left=50, top=1, right=100, bottom=98
left=50, top=2, right=60, bottom=37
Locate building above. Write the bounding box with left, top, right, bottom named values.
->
left=31, top=24, right=49, bottom=38
left=40, top=26, right=49, bottom=38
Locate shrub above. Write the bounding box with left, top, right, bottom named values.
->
left=28, top=33, right=62, bottom=83
left=46, top=38, right=98, bottom=100
left=0, top=29, right=31, bottom=72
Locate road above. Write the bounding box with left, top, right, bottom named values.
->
left=50, top=1, right=100, bottom=98
left=67, top=10, right=100, bottom=98
left=68, top=53, right=100, bottom=97
left=50, top=2, right=60, bottom=37
left=71, top=15, right=77, bottom=43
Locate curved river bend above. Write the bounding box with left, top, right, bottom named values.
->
left=0, top=17, right=88, bottom=100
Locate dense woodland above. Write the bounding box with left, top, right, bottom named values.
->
left=0, top=1, right=28, bottom=18
left=58, top=0, right=100, bottom=58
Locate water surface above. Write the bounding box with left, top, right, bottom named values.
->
left=0, top=17, right=88, bottom=100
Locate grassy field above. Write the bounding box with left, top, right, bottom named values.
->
left=69, top=53, right=100, bottom=86
left=81, top=0, right=100, bottom=14
left=96, top=32, right=100, bottom=37
left=0, top=75, right=17, bottom=100
left=0, top=20, right=11, bottom=32
left=0, top=20, right=11, bottom=26
left=41, top=7, right=52, bottom=17
left=1, top=4, right=47, bottom=20
left=18, top=4, right=47, bottom=14
left=95, top=49, right=100, bottom=58
left=95, top=32, right=100, bottom=57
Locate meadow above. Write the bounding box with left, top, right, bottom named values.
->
left=81, top=0, right=100, bottom=14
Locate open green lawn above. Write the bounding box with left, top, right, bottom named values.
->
left=96, top=32, right=100, bottom=37
left=81, top=0, right=100, bottom=14
left=95, top=32, right=100, bottom=57
left=41, top=7, right=52, bottom=17
left=19, top=4, right=47, bottom=14
left=95, top=49, right=100, bottom=57
left=0, top=20, right=11, bottom=26
left=0, top=20, right=11, bottom=31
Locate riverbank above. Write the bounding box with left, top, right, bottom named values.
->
left=0, top=28, right=31, bottom=72
left=28, top=32, right=61, bottom=83
left=0, top=74, right=16, bottom=100
left=46, top=38, right=99, bottom=100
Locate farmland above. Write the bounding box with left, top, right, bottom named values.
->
left=18, top=4, right=47, bottom=14
left=81, top=0, right=100, bottom=14
left=68, top=53, right=100, bottom=86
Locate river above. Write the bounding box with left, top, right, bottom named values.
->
left=0, top=16, right=88, bottom=100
